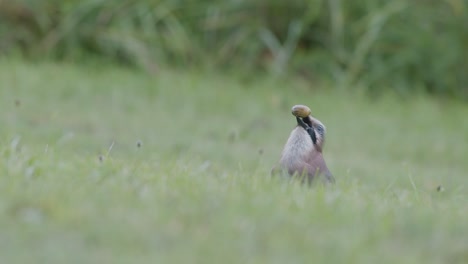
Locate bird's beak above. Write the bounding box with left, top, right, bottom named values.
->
left=296, top=116, right=317, bottom=144
left=296, top=115, right=312, bottom=127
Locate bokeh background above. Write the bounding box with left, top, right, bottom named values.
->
left=1, top=0, right=467, bottom=99
left=1, top=1, right=468, bottom=263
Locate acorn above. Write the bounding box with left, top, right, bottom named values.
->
left=291, top=105, right=311, bottom=118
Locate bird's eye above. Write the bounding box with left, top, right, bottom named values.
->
left=315, top=125, right=325, bottom=137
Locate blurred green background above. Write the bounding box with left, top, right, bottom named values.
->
left=1, top=0, right=467, bottom=99
left=1, top=1, right=468, bottom=263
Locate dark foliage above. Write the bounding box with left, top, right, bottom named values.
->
left=1, top=0, right=467, bottom=99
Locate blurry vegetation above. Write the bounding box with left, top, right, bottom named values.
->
left=0, top=0, right=467, bottom=99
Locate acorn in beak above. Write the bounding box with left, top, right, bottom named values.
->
left=292, top=105, right=316, bottom=144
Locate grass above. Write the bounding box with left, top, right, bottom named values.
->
left=0, top=60, right=467, bottom=263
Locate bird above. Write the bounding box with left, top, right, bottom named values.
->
left=272, top=105, right=334, bottom=185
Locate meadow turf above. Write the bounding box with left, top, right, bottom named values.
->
left=0, top=60, right=467, bottom=263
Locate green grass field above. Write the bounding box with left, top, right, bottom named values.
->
left=1, top=60, right=467, bottom=263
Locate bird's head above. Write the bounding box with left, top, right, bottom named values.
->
left=291, top=105, right=326, bottom=152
